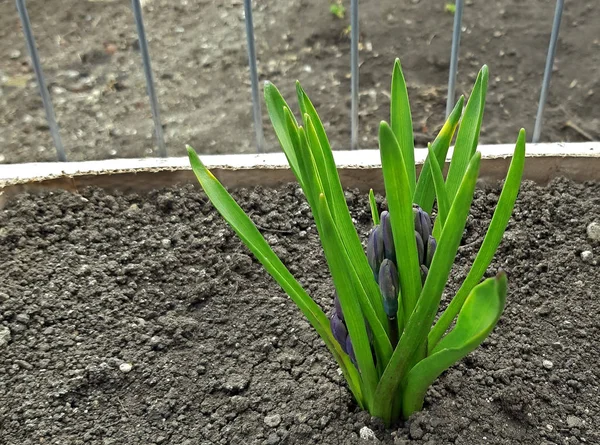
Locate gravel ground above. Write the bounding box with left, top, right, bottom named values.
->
left=0, top=0, right=599, bottom=163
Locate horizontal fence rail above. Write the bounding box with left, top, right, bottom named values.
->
left=13, top=0, right=572, bottom=162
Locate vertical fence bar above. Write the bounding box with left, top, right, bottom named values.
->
left=532, top=0, right=564, bottom=143
left=131, top=0, right=167, bottom=157
left=446, top=0, right=464, bottom=118
left=350, top=0, right=359, bottom=150
left=15, top=0, right=67, bottom=162
left=243, top=0, right=265, bottom=153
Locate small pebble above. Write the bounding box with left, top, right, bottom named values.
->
left=535, top=305, right=552, bottom=316
left=10, top=49, right=21, bottom=59
left=359, top=426, right=378, bottom=441
left=161, top=239, right=171, bottom=248
left=264, top=414, right=281, bottom=428
left=0, top=292, right=9, bottom=302
left=587, top=222, right=600, bottom=241
left=223, top=374, right=249, bottom=394
left=14, top=359, right=33, bottom=370
left=542, top=360, right=554, bottom=370
left=63, top=70, right=81, bottom=79
left=0, top=326, right=11, bottom=348
left=567, top=415, right=583, bottom=428
left=580, top=250, right=593, bottom=263
left=12, top=324, right=26, bottom=333
left=15, top=313, right=30, bottom=324
left=409, top=422, right=424, bottom=440
left=119, top=363, right=133, bottom=373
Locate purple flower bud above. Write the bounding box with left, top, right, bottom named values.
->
left=330, top=313, right=348, bottom=352
left=420, top=264, right=429, bottom=285
left=345, top=335, right=357, bottom=365
left=379, top=259, right=399, bottom=319
left=380, top=211, right=396, bottom=264
left=367, top=225, right=384, bottom=280
left=333, top=291, right=344, bottom=320
left=425, top=235, right=436, bottom=268
left=415, top=230, right=425, bottom=265
left=413, top=205, right=432, bottom=244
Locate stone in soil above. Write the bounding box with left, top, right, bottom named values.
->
left=0, top=326, right=11, bottom=348
left=587, top=221, right=600, bottom=241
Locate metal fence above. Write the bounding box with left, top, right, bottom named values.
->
left=15, top=0, right=566, bottom=162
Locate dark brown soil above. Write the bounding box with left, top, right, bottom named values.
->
left=0, top=177, right=599, bottom=444
left=1, top=0, right=599, bottom=164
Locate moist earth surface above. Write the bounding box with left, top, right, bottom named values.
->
left=0, top=177, right=599, bottom=444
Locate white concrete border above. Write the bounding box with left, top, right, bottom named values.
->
left=0, top=142, right=598, bottom=207
left=1, top=142, right=598, bottom=183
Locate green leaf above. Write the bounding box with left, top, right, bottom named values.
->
left=304, top=115, right=333, bottom=210
left=186, top=146, right=365, bottom=406
left=426, top=143, right=450, bottom=238
left=275, top=85, right=391, bottom=369
left=413, top=96, right=464, bottom=213
left=282, top=108, right=315, bottom=210
left=264, top=82, right=302, bottom=184
left=402, top=272, right=507, bottom=418
left=390, top=59, right=416, bottom=197
left=369, top=189, right=380, bottom=225
left=444, top=66, right=488, bottom=204
left=295, top=127, right=385, bottom=387
left=373, top=150, right=481, bottom=426
left=303, top=114, right=393, bottom=375
left=429, top=128, right=526, bottom=350
left=379, top=121, right=422, bottom=321
left=316, top=192, right=379, bottom=410
left=297, top=81, right=333, bottom=161
left=297, top=122, right=324, bottom=216
left=297, top=84, right=393, bottom=366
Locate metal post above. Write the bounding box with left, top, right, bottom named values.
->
left=446, top=0, right=464, bottom=118
left=243, top=0, right=265, bottom=153
left=533, top=0, right=564, bottom=143
left=132, top=0, right=167, bottom=157
left=350, top=0, right=359, bottom=150
left=16, top=0, right=67, bottom=162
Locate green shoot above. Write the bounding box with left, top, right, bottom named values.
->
left=187, top=59, right=526, bottom=426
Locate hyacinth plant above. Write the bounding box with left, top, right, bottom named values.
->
left=187, top=59, right=526, bottom=425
